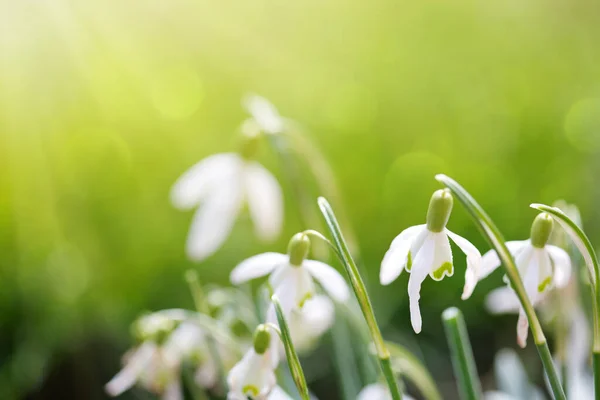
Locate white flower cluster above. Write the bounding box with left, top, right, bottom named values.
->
left=107, top=94, right=592, bottom=399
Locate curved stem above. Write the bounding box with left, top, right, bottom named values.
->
left=435, top=175, right=565, bottom=400
left=318, top=197, right=403, bottom=400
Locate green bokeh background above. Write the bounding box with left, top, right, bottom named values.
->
left=1, top=0, right=599, bottom=398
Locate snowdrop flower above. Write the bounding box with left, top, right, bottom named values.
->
left=481, top=213, right=571, bottom=347
left=357, top=383, right=414, bottom=400
left=106, top=314, right=182, bottom=399
left=171, top=142, right=283, bottom=261
left=230, top=233, right=350, bottom=315
left=270, top=294, right=335, bottom=353
left=243, top=94, right=285, bottom=135
left=227, top=325, right=279, bottom=400
left=380, top=189, right=482, bottom=333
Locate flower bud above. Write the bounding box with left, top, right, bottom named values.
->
left=288, top=233, right=311, bottom=266
left=530, top=213, right=554, bottom=248
left=426, top=189, right=454, bottom=232
left=239, top=129, right=261, bottom=160
left=133, top=314, right=176, bottom=344
left=253, top=325, right=271, bottom=354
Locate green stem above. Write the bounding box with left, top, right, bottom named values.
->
left=537, top=341, right=565, bottom=399
left=435, top=175, right=565, bottom=400
left=442, top=308, right=482, bottom=400
left=317, top=197, right=403, bottom=400
left=271, top=296, right=310, bottom=400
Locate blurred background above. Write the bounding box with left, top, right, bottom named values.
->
left=1, top=0, right=599, bottom=398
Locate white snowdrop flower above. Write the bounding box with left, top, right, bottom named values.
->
left=105, top=342, right=182, bottom=400
left=270, top=294, right=335, bottom=354
left=171, top=147, right=283, bottom=261
left=380, top=189, right=482, bottom=333
left=480, top=213, right=572, bottom=347
left=243, top=94, right=285, bottom=135
left=227, top=325, right=279, bottom=400
left=230, top=233, right=350, bottom=315
left=356, top=383, right=414, bottom=400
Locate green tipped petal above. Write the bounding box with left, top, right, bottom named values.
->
left=426, top=189, right=454, bottom=232
left=432, top=262, right=454, bottom=281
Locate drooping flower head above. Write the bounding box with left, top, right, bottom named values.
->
left=230, top=233, right=350, bottom=316
left=105, top=314, right=181, bottom=399
left=481, top=213, right=572, bottom=347
left=227, top=325, right=278, bottom=400
left=171, top=129, right=283, bottom=261
left=380, top=189, right=482, bottom=333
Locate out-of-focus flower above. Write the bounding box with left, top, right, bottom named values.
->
left=492, top=348, right=546, bottom=400
left=356, top=383, right=414, bottom=400
left=106, top=314, right=182, bottom=399
left=230, top=233, right=350, bottom=315
left=481, top=213, right=571, bottom=347
left=243, top=94, right=285, bottom=135
left=171, top=151, right=283, bottom=261
left=270, top=294, right=335, bottom=354
left=227, top=326, right=279, bottom=400
left=380, top=189, right=482, bottom=333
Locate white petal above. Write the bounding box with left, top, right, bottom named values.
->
left=243, top=94, right=284, bottom=134
left=162, top=380, right=183, bottom=400
left=288, top=295, right=335, bottom=352
left=186, top=179, right=244, bottom=261
left=516, top=310, right=529, bottom=348
left=446, top=230, right=482, bottom=299
left=303, top=260, right=350, bottom=302
left=230, top=253, right=288, bottom=284
left=268, top=386, right=294, bottom=400
left=567, top=306, right=591, bottom=382
left=170, top=153, right=241, bottom=210
left=484, top=287, right=520, bottom=314
left=546, top=245, right=572, bottom=288
left=483, top=391, right=517, bottom=400
left=429, top=232, right=453, bottom=281
left=521, top=248, right=541, bottom=303
left=380, top=225, right=424, bottom=285
left=105, top=342, right=157, bottom=396
left=245, top=162, right=284, bottom=241
left=478, top=241, right=528, bottom=281
left=357, top=383, right=391, bottom=400
left=227, top=349, right=276, bottom=398
left=536, top=249, right=553, bottom=293
left=407, top=233, right=435, bottom=333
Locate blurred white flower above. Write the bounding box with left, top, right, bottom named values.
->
left=481, top=213, right=571, bottom=347
left=230, top=233, right=350, bottom=315
left=227, top=326, right=279, bottom=400
left=243, top=94, right=285, bottom=135
left=171, top=152, right=283, bottom=261
left=270, top=294, right=335, bottom=353
left=380, top=189, right=482, bottom=333
left=105, top=341, right=182, bottom=400
left=493, top=348, right=546, bottom=400
left=356, top=383, right=414, bottom=400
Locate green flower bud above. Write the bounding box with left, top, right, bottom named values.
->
left=132, top=314, right=176, bottom=344
left=426, top=189, right=454, bottom=232
left=239, top=130, right=261, bottom=160
left=253, top=325, right=271, bottom=354
left=288, top=233, right=311, bottom=266
left=530, top=213, right=554, bottom=248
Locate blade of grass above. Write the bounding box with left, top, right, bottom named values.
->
left=317, top=197, right=403, bottom=400
left=442, top=307, right=482, bottom=400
